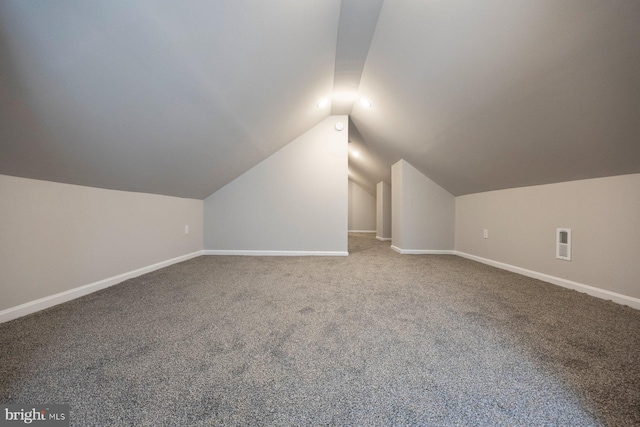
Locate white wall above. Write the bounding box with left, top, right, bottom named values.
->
left=349, top=179, right=376, bottom=232
left=391, top=160, right=455, bottom=252
left=0, top=174, right=203, bottom=315
left=455, top=174, right=640, bottom=302
left=391, top=163, right=403, bottom=248
left=376, top=181, right=391, bottom=239
left=203, top=116, right=348, bottom=254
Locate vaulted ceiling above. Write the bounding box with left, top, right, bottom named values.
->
left=1, top=1, right=639, bottom=199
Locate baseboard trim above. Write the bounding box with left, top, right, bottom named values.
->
left=203, top=250, right=348, bottom=257
left=348, top=230, right=376, bottom=233
left=376, top=236, right=392, bottom=241
left=0, top=251, right=204, bottom=324
left=391, top=245, right=455, bottom=255
left=454, top=251, right=640, bottom=310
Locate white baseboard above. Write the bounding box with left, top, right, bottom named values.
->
left=203, top=250, right=348, bottom=256
left=376, top=236, right=392, bottom=241
left=348, top=230, right=376, bottom=233
left=391, top=245, right=455, bottom=255
left=0, top=251, right=204, bottom=324
left=454, top=251, right=640, bottom=310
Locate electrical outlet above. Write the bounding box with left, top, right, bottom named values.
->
left=185, top=225, right=189, bottom=234
left=483, top=229, right=488, bottom=239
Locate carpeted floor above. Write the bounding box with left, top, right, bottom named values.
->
left=1, top=233, right=639, bottom=426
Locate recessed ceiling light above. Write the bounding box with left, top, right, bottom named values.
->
left=352, top=150, right=361, bottom=158
left=317, top=98, right=329, bottom=109
left=360, top=98, right=372, bottom=108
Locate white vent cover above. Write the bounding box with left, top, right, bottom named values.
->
left=556, top=228, right=571, bottom=261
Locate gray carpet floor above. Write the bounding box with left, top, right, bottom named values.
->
left=1, top=233, right=639, bottom=426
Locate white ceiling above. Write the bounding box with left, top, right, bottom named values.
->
left=0, top=1, right=340, bottom=199
left=352, top=0, right=640, bottom=195
left=1, top=1, right=639, bottom=199
left=331, top=0, right=383, bottom=115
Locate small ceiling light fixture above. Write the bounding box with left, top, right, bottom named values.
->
left=317, top=98, right=329, bottom=109
left=352, top=150, right=361, bottom=158
left=360, top=98, right=372, bottom=108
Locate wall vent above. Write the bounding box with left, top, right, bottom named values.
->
left=556, top=228, right=571, bottom=261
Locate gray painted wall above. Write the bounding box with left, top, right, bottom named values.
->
left=0, top=174, right=203, bottom=312
left=391, top=160, right=455, bottom=250
left=376, top=181, right=391, bottom=239
left=204, top=116, right=348, bottom=253
left=348, top=179, right=376, bottom=231
left=455, top=174, right=640, bottom=299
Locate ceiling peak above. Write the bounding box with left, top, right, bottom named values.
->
left=330, top=0, right=383, bottom=115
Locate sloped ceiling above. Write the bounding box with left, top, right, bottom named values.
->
left=352, top=0, right=640, bottom=195
left=1, top=1, right=639, bottom=199
left=0, top=1, right=340, bottom=199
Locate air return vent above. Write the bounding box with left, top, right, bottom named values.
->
left=556, top=228, right=571, bottom=261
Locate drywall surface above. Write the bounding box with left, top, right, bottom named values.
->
left=392, top=160, right=455, bottom=250
left=204, top=116, right=348, bottom=253
left=391, top=163, right=403, bottom=248
left=455, top=174, right=640, bottom=299
left=376, top=181, right=391, bottom=239
left=349, top=179, right=376, bottom=231
left=0, top=174, right=203, bottom=311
